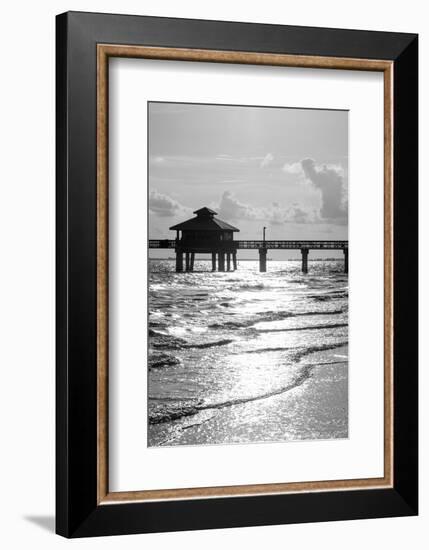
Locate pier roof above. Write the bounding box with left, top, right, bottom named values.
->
left=193, top=207, right=217, bottom=217
left=169, top=206, right=239, bottom=232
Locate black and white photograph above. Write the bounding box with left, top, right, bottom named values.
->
left=148, top=101, right=349, bottom=447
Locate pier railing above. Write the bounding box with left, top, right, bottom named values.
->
left=237, top=240, right=348, bottom=250
left=149, top=239, right=176, bottom=249
left=149, top=239, right=348, bottom=250
left=148, top=238, right=348, bottom=273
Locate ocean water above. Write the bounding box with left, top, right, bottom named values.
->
left=148, top=259, right=348, bottom=447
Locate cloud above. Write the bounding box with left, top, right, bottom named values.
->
left=260, top=153, right=274, bottom=168
left=217, top=191, right=261, bottom=221
left=269, top=202, right=318, bottom=225
left=149, top=190, right=187, bottom=217
left=287, top=205, right=315, bottom=224
left=301, top=158, right=347, bottom=224
left=282, top=162, right=304, bottom=175
left=217, top=191, right=315, bottom=225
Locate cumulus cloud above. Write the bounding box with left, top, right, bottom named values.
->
left=270, top=202, right=318, bottom=225
left=218, top=191, right=261, bottom=221
left=282, top=162, right=304, bottom=175
left=213, top=155, right=348, bottom=228
left=217, top=191, right=315, bottom=225
left=287, top=205, right=315, bottom=224
left=149, top=190, right=186, bottom=217
left=260, top=153, right=274, bottom=168
left=301, top=158, right=347, bottom=224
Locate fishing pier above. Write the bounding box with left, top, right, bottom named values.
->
left=149, top=207, right=348, bottom=274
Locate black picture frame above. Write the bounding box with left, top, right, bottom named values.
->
left=56, top=11, right=418, bottom=538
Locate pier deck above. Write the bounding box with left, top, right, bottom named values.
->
left=149, top=240, right=348, bottom=273
left=149, top=239, right=347, bottom=250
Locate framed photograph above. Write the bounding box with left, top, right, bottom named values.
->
left=56, top=11, right=418, bottom=537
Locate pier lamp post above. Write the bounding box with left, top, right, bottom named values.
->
left=263, top=226, right=266, bottom=243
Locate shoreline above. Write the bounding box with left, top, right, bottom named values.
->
left=148, top=344, right=348, bottom=447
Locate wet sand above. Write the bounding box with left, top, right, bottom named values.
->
left=148, top=344, right=348, bottom=447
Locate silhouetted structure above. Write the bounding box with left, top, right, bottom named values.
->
left=150, top=207, right=348, bottom=273
left=169, top=207, right=239, bottom=272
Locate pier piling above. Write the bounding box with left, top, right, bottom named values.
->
left=175, top=250, right=183, bottom=272
left=163, top=235, right=348, bottom=275
left=259, top=248, right=267, bottom=272
left=218, top=252, right=225, bottom=272
left=301, top=248, right=309, bottom=273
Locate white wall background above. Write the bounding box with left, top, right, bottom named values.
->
left=0, top=1, right=425, bottom=548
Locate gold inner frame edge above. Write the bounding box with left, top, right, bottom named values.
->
left=96, top=44, right=394, bottom=504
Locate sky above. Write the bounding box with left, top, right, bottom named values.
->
left=148, top=102, right=348, bottom=257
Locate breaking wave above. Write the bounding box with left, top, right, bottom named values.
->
left=208, top=309, right=345, bottom=330
left=256, top=322, right=348, bottom=333
left=149, top=354, right=346, bottom=425
left=150, top=331, right=234, bottom=350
